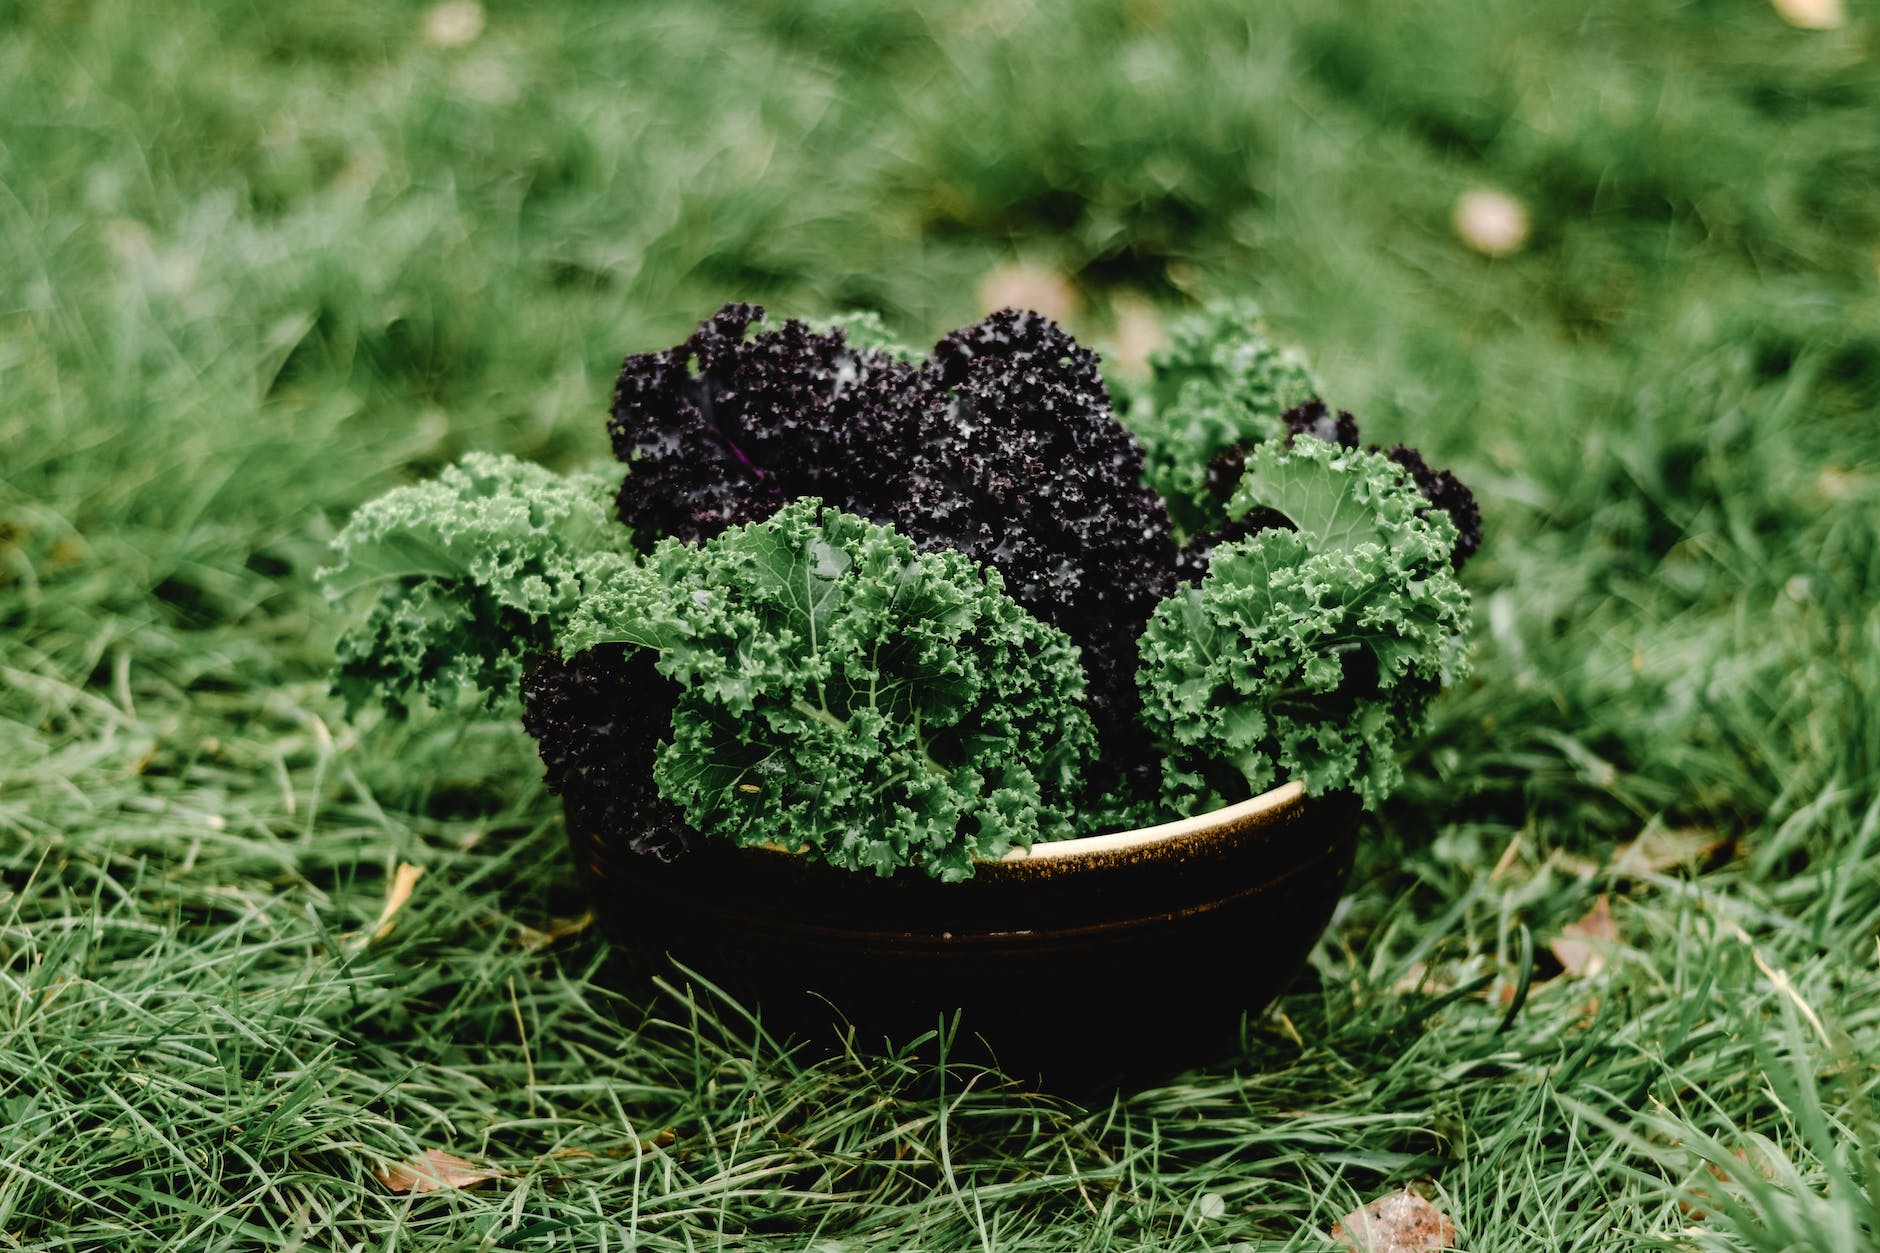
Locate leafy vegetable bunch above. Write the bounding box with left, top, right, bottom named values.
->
left=323, top=302, right=1482, bottom=879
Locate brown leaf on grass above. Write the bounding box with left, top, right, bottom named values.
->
left=516, top=912, right=594, bottom=951
left=1550, top=895, right=1620, bottom=979
left=1607, top=827, right=1729, bottom=877
left=1392, top=961, right=1462, bottom=998
left=368, top=862, right=425, bottom=943
left=377, top=1149, right=509, bottom=1194
left=1330, top=1189, right=1456, bottom=1252
left=1679, top=1148, right=1777, bottom=1220
left=541, top=1128, right=677, bottom=1162
left=1678, top=1158, right=1737, bottom=1221
left=1547, top=827, right=1732, bottom=883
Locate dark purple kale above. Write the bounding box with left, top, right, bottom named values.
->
left=1175, top=509, right=1296, bottom=584
left=1281, top=398, right=1361, bottom=449
left=1174, top=442, right=1296, bottom=583
left=604, top=303, right=1182, bottom=795
left=521, top=645, right=690, bottom=861
left=1203, top=443, right=1249, bottom=505
left=606, top=303, right=917, bottom=543
left=1175, top=400, right=1482, bottom=579
left=1383, top=444, right=1483, bottom=570
left=883, top=310, right=1180, bottom=789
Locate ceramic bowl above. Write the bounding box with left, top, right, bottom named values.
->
left=569, top=781, right=1360, bottom=1081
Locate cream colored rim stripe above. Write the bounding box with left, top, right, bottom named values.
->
left=995, top=781, right=1307, bottom=863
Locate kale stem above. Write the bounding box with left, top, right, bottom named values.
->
left=791, top=699, right=848, bottom=734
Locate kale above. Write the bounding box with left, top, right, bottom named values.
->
left=1281, top=397, right=1360, bottom=449
left=559, top=499, right=1097, bottom=881
left=805, top=309, right=921, bottom=361
left=1138, top=438, right=1472, bottom=813
left=604, top=303, right=1179, bottom=796
left=1175, top=399, right=1485, bottom=581
left=1119, top=300, right=1321, bottom=539
left=884, top=308, right=1179, bottom=794
left=521, top=645, right=691, bottom=862
left=324, top=305, right=1486, bottom=877
left=318, top=452, right=630, bottom=715
left=607, top=304, right=919, bottom=543
left=1383, top=443, right=1484, bottom=569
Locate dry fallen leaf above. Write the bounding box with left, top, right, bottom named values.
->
left=1771, top=0, right=1845, bottom=30
left=377, top=1149, right=508, bottom=1194
left=542, top=1128, right=675, bottom=1162
left=517, top=912, right=594, bottom=951
left=976, top=260, right=1081, bottom=324
left=367, top=862, right=426, bottom=943
left=1550, top=895, right=1619, bottom=979
left=1608, top=827, right=1729, bottom=877
left=1392, top=961, right=1461, bottom=998
left=1452, top=188, right=1530, bottom=257
left=1330, top=1189, right=1456, bottom=1252
left=1679, top=1148, right=1777, bottom=1220
left=1678, top=1158, right=1736, bottom=1221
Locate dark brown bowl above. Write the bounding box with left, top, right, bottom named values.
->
left=569, top=782, right=1360, bottom=1082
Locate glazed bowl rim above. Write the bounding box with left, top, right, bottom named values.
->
left=993, top=780, right=1306, bottom=864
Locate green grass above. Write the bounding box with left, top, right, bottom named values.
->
left=5, top=0, right=1880, bottom=1247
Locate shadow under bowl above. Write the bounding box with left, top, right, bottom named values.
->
left=570, top=782, right=1360, bottom=1084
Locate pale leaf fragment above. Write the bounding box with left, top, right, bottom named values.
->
left=377, top=1149, right=508, bottom=1194
left=517, top=912, right=594, bottom=951
left=1608, top=827, right=1728, bottom=877
left=1330, top=1189, right=1456, bottom=1252
left=1550, top=894, right=1619, bottom=979
left=1391, top=961, right=1456, bottom=997
left=1771, top=0, right=1845, bottom=30
left=1680, top=1148, right=1776, bottom=1220
left=369, top=862, right=426, bottom=942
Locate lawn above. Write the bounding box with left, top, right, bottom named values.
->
left=4, top=0, right=1880, bottom=1248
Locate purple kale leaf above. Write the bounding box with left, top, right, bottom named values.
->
left=884, top=310, right=1180, bottom=786
left=1177, top=399, right=1483, bottom=581
left=606, top=303, right=917, bottom=543
left=1383, top=444, right=1483, bottom=570
left=1281, top=397, right=1361, bottom=449
left=520, top=645, right=690, bottom=862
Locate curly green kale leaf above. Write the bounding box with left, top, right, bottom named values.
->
left=561, top=499, right=1097, bottom=881
left=1138, top=438, right=1471, bottom=813
left=320, top=452, right=631, bottom=716
left=1122, top=300, right=1320, bottom=539
left=804, top=309, right=921, bottom=362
